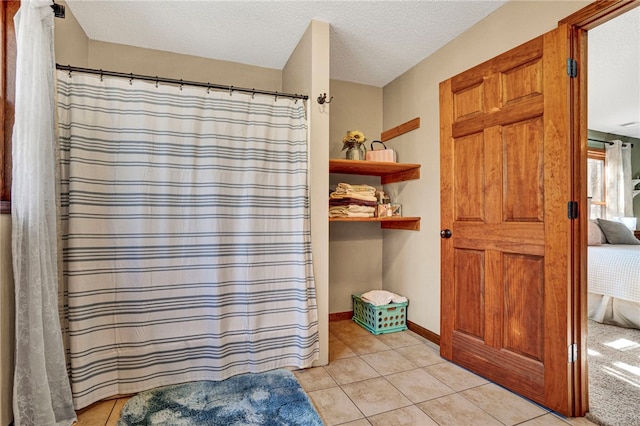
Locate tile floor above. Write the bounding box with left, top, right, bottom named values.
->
left=74, top=320, right=597, bottom=426
left=297, top=321, right=595, bottom=426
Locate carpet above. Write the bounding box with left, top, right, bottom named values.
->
left=117, top=369, right=323, bottom=426
left=586, top=320, right=640, bottom=426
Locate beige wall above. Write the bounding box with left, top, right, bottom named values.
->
left=54, top=0, right=88, bottom=67
left=87, top=40, right=282, bottom=91
left=328, top=80, right=383, bottom=161
left=54, top=0, right=281, bottom=91
left=381, top=0, right=591, bottom=334
left=282, top=20, right=331, bottom=365
left=328, top=79, right=384, bottom=313
left=0, top=216, right=14, bottom=425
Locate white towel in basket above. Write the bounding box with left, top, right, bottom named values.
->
left=360, top=290, right=407, bottom=306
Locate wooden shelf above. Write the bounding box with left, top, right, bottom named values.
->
left=329, top=216, right=420, bottom=231
left=329, top=159, right=420, bottom=184
left=329, top=159, right=421, bottom=231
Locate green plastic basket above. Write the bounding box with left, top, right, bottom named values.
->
left=352, top=293, right=408, bottom=335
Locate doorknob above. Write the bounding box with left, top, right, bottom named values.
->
left=440, top=229, right=452, bottom=239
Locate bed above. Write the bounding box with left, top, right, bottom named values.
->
left=588, top=244, right=640, bottom=328
left=587, top=219, right=640, bottom=329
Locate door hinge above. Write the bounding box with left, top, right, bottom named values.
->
left=567, top=201, right=578, bottom=219
left=568, top=343, right=578, bottom=363
left=567, top=58, right=578, bottom=78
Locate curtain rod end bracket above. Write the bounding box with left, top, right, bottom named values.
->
left=317, top=93, right=333, bottom=104
left=51, top=1, right=66, bottom=18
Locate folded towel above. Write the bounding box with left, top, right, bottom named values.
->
left=329, top=206, right=347, bottom=217
left=335, top=183, right=377, bottom=196
left=360, top=290, right=408, bottom=306
left=329, top=205, right=376, bottom=218
left=329, top=192, right=377, bottom=202
left=346, top=212, right=375, bottom=218
left=330, top=211, right=371, bottom=218
left=346, top=205, right=376, bottom=214
left=329, top=198, right=378, bottom=207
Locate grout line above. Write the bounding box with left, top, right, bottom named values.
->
left=104, top=399, right=118, bottom=426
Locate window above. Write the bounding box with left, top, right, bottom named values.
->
left=587, top=148, right=606, bottom=219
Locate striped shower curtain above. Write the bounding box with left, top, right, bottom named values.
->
left=57, top=71, right=318, bottom=409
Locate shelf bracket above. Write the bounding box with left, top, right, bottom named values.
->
left=382, top=168, right=420, bottom=185
left=381, top=117, right=420, bottom=142
left=381, top=219, right=420, bottom=231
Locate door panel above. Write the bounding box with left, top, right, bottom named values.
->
left=454, top=134, right=484, bottom=220
left=503, top=253, right=544, bottom=361
left=453, top=249, right=484, bottom=338
left=503, top=59, right=543, bottom=104
left=440, top=25, right=574, bottom=415
left=504, top=118, right=544, bottom=222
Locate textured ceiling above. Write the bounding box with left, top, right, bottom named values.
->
left=64, top=0, right=506, bottom=87
left=64, top=1, right=639, bottom=139
left=588, top=7, right=640, bottom=139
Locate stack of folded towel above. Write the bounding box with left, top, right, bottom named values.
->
left=329, top=183, right=377, bottom=218
left=360, top=290, right=408, bottom=306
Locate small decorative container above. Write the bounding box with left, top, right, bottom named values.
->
left=390, top=203, right=402, bottom=216
left=352, top=293, right=408, bottom=335
left=345, top=144, right=366, bottom=160
left=342, top=130, right=367, bottom=160
left=377, top=203, right=392, bottom=217
left=377, top=195, right=392, bottom=217
left=365, top=141, right=396, bottom=162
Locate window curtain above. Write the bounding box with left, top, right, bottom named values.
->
left=587, top=157, right=604, bottom=219
left=605, top=140, right=633, bottom=219
left=57, top=72, right=319, bottom=409
left=11, top=1, right=76, bottom=425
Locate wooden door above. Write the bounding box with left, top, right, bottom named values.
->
left=440, top=24, right=577, bottom=416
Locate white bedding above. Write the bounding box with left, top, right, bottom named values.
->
left=588, top=244, right=640, bottom=303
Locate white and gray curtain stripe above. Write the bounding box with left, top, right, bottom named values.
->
left=57, top=71, right=318, bottom=409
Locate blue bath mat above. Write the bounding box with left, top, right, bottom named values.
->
left=117, top=369, right=323, bottom=425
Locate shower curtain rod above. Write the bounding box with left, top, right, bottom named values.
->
left=55, top=64, right=309, bottom=101
left=588, top=137, right=634, bottom=148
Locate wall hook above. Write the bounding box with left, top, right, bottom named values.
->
left=317, top=93, right=333, bottom=104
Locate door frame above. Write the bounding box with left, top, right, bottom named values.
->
left=560, top=0, right=639, bottom=416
